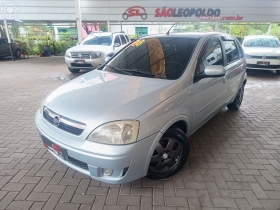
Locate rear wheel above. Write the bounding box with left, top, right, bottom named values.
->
left=15, top=49, right=21, bottom=58
left=227, top=84, right=244, bottom=110
left=68, top=67, right=80, bottom=73
left=146, top=127, right=190, bottom=179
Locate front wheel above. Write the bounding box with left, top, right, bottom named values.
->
left=227, top=84, right=244, bottom=110
left=68, top=67, right=80, bottom=73
left=146, top=127, right=190, bottom=179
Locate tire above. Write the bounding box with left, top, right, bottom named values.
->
left=141, top=13, right=147, bottom=20
left=227, top=84, right=244, bottom=110
left=122, top=13, right=128, bottom=20
left=68, top=67, right=80, bottom=73
left=146, top=127, right=190, bottom=179
left=15, top=49, right=21, bottom=58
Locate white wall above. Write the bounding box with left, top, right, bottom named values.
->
left=110, top=24, right=173, bottom=37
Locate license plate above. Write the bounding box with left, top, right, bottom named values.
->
left=257, top=61, right=270, bottom=66
left=41, top=135, right=68, bottom=160
left=74, top=59, right=85, bottom=64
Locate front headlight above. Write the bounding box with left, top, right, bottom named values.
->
left=87, top=121, right=140, bottom=145
left=245, top=54, right=251, bottom=59
left=39, top=99, right=45, bottom=116
left=91, top=53, right=101, bottom=59
left=65, top=51, right=71, bottom=58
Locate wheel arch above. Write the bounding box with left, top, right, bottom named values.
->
left=142, top=115, right=190, bottom=176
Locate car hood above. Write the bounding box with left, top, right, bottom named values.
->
left=68, top=45, right=112, bottom=52
left=243, top=47, right=280, bottom=56
left=44, top=70, right=180, bottom=127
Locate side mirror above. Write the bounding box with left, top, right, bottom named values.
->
left=113, top=43, right=121, bottom=48
left=105, top=52, right=114, bottom=62
left=76, top=42, right=80, bottom=46
left=204, top=65, right=226, bottom=77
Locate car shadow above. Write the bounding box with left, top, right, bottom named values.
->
left=246, top=69, right=279, bottom=78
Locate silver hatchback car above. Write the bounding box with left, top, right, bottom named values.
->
left=36, top=32, right=246, bottom=184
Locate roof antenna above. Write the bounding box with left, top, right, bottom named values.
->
left=166, top=22, right=176, bottom=35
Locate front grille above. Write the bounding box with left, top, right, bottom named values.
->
left=71, top=63, right=93, bottom=68
left=68, top=156, right=89, bottom=170
left=247, top=64, right=280, bottom=70
left=71, top=52, right=91, bottom=59
left=251, top=55, right=278, bottom=59
left=43, top=107, right=86, bottom=135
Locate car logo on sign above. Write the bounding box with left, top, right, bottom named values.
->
left=53, top=115, right=61, bottom=127
left=78, top=53, right=82, bottom=58
left=262, top=55, right=266, bottom=60
left=122, top=6, right=147, bottom=20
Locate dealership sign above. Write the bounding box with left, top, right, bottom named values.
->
left=155, top=7, right=221, bottom=18
left=122, top=6, right=243, bottom=21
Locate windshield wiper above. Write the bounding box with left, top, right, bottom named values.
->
left=104, top=64, right=130, bottom=75
left=121, top=69, right=166, bottom=79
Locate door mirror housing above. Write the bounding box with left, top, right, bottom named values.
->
left=113, top=43, right=121, bottom=48
left=204, top=65, right=226, bottom=77
left=105, top=52, right=114, bottom=62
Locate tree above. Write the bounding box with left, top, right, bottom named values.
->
left=0, top=24, right=6, bottom=38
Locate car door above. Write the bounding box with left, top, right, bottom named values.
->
left=222, top=38, right=245, bottom=101
left=192, top=35, right=229, bottom=130
left=113, top=35, right=122, bottom=53
left=3, top=39, right=10, bottom=55
left=0, top=39, right=9, bottom=56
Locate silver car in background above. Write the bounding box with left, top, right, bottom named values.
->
left=242, top=35, right=280, bottom=74
left=36, top=32, right=246, bottom=184
left=65, top=31, right=130, bottom=73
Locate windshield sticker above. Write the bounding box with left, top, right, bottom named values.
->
left=131, top=39, right=145, bottom=47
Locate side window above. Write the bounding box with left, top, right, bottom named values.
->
left=125, top=35, right=130, bottom=42
left=114, top=35, right=121, bottom=45
left=120, top=34, right=127, bottom=45
left=223, top=40, right=240, bottom=64
left=195, top=36, right=223, bottom=78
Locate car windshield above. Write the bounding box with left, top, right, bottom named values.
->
left=82, top=36, right=112, bottom=46
left=244, top=38, right=280, bottom=48
left=103, top=36, right=199, bottom=80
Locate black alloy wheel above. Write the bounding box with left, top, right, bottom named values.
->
left=227, top=84, right=244, bottom=110
left=147, top=127, right=190, bottom=179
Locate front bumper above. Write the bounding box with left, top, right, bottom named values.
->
left=246, top=58, right=280, bottom=70
left=65, top=56, right=105, bottom=70
left=35, top=111, right=159, bottom=184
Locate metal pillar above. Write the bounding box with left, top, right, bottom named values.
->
left=75, top=0, right=83, bottom=44
left=267, top=24, right=272, bottom=35
left=4, top=19, right=14, bottom=61
left=107, top=21, right=110, bottom=32
left=215, top=22, right=219, bottom=32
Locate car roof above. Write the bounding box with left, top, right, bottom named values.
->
left=142, top=32, right=235, bottom=40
